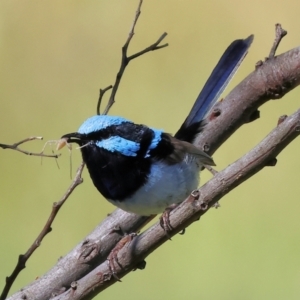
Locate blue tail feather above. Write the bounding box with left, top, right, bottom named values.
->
left=175, top=35, right=253, bottom=142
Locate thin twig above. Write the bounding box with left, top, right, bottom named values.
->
left=126, top=0, right=143, bottom=46
left=96, top=85, right=113, bottom=115
left=128, top=32, right=168, bottom=61
left=101, top=0, right=168, bottom=115
left=0, top=137, right=60, bottom=158
left=268, top=23, right=287, bottom=59
left=0, top=162, right=85, bottom=300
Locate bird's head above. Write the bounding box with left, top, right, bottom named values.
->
left=58, top=115, right=131, bottom=149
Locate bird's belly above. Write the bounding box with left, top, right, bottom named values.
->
left=107, top=158, right=200, bottom=216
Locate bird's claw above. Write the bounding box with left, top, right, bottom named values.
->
left=159, top=203, right=180, bottom=238
left=107, top=233, right=137, bottom=281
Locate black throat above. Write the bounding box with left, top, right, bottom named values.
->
left=80, top=143, right=151, bottom=201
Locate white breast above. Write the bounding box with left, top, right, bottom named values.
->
left=108, top=156, right=201, bottom=216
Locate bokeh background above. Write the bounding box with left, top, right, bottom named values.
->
left=1, top=1, right=300, bottom=299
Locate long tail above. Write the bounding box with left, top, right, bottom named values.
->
left=175, top=35, right=253, bottom=142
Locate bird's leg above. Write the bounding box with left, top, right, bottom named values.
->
left=204, top=164, right=220, bottom=208
left=204, top=164, right=218, bottom=175
left=159, top=203, right=180, bottom=237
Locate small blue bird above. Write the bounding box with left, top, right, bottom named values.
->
left=61, top=36, right=253, bottom=217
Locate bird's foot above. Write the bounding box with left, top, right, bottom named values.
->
left=107, top=233, right=137, bottom=282
left=159, top=203, right=181, bottom=237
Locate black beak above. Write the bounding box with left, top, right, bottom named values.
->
left=60, top=132, right=83, bottom=145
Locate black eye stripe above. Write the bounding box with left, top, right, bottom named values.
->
left=83, top=122, right=165, bottom=158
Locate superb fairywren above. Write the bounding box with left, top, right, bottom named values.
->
left=61, top=36, right=253, bottom=216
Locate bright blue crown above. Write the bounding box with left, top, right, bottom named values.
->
left=78, top=115, right=129, bottom=134
left=78, top=115, right=163, bottom=157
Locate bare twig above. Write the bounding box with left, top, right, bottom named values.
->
left=268, top=23, right=287, bottom=59
left=0, top=137, right=60, bottom=158
left=96, top=85, right=113, bottom=115
left=128, top=32, right=168, bottom=61
left=0, top=162, right=85, bottom=300
left=101, top=0, right=168, bottom=115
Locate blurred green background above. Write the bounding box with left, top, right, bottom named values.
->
left=1, top=1, right=300, bottom=299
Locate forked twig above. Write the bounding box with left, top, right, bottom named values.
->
left=268, top=23, right=287, bottom=59
left=98, top=0, right=168, bottom=115
left=97, top=85, right=113, bottom=115
left=0, top=137, right=60, bottom=158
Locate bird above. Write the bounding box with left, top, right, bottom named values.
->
left=60, top=36, right=253, bottom=220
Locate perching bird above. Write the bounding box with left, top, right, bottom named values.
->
left=60, top=36, right=253, bottom=217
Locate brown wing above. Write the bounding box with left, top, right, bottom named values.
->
left=161, top=134, right=215, bottom=166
